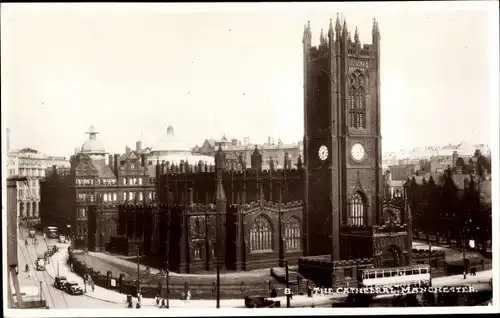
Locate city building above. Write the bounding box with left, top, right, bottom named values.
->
left=147, top=125, right=214, bottom=165
left=7, top=146, right=69, bottom=225
left=196, top=135, right=303, bottom=170
left=40, top=126, right=157, bottom=250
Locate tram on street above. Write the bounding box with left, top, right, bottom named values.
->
left=361, top=264, right=431, bottom=289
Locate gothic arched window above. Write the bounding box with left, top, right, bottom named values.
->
left=348, top=88, right=356, bottom=127
left=284, top=217, right=301, bottom=251
left=348, top=192, right=365, bottom=226
left=249, top=215, right=273, bottom=252
left=356, top=87, right=366, bottom=129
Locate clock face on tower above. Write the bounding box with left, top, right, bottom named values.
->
left=318, top=145, right=328, bottom=161
left=351, top=143, right=365, bottom=162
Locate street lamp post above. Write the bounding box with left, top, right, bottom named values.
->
left=285, top=261, right=291, bottom=308
left=428, top=240, right=432, bottom=287
left=462, top=227, right=467, bottom=280
left=164, top=260, right=169, bottom=308
left=135, top=242, right=141, bottom=300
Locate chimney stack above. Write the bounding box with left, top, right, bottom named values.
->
left=231, top=138, right=238, bottom=146
left=114, top=154, right=120, bottom=176
left=108, top=154, right=114, bottom=170
left=136, top=141, right=142, bottom=152
left=125, top=145, right=131, bottom=154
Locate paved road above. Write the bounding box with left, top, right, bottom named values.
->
left=17, top=228, right=125, bottom=309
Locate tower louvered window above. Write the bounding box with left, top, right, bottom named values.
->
left=348, top=89, right=356, bottom=127
left=356, top=88, right=366, bottom=129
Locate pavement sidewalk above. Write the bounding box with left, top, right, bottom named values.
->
left=52, top=244, right=337, bottom=308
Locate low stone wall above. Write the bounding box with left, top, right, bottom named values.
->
left=67, top=247, right=274, bottom=299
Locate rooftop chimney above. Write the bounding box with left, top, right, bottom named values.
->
left=108, top=154, right=114, bottom=170
left=136, top=141, right=142, bottom=152
left=125, top=145, right=131, bottom=154
left=231, top=139, right=238, bottom=146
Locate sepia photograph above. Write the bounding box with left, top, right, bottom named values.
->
left=2, top=2, right=498, bottom=316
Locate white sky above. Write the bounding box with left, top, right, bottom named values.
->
left=1, top=2, right=499, bottom=158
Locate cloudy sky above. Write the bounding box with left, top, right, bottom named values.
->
left=2, top=2, right=498, bottom=157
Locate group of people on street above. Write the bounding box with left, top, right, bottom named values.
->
left=127, top=292, right=143, bottom=308
left=83, top=274, right=95, bottom=292
left=154, top=294, right=169, bottom=308
left=25, top=238, right=38, bottom=246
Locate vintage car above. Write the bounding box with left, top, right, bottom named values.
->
left=46, top=245, right=58, bottom=256
left=244, top=296, right=281, bottom=308
left=28, top=229, right=36, bottom=238
left=35, top=256, right=46, bottom=271
left=58, top=235, right=66, bottom=243
left=64, top=282, right=84, bottom=295
left=54, top=276, right=68, bottom=290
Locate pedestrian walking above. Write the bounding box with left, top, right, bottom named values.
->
left=160, top=298, right=166, bottom=308
left=155, top=294, right=160, bottom=306
left=25, top=264, right=29, bottom=272
left=27, top=269, right=31, bottom=279
left=471, top=266, right=477, bottom=276
left=25, top=239, right=28, bottom=246
left=91, top=282, right=95, bottom=292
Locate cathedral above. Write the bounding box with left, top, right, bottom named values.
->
left=41, top=16, right=413, bottom=283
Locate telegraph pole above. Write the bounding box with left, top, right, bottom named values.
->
left=165, top=260, right=170, bottom=308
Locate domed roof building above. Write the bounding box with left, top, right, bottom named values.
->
left=80, top=125, right=107, bottom=160
left=148, top=125, right=214, bottom=165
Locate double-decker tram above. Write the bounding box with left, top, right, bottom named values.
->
left=361, top=265, right=431, bottom=292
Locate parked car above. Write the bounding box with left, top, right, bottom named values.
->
left=54, top=276, right=67, bottom=289
left=28, top=229, right=36, bottom=238
left=64, top=282, right=84, bottom=295
left=46, top=245, right=58, bottom=256
left=58, top=235, right=66, bottom=243
left=244, top=296, right=280, bottom=308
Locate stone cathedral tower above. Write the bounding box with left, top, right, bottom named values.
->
left=302, top=15, right=384, bottom=261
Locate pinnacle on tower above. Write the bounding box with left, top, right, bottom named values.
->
left=328, top=18, right=334, bottom=38
left=320, top=28, right=325, bottom=44
left=335, top=13, right=341, bottom=32
left=342, top=19, right=348, bottom=38
left=354, top=27, right=360, bottom=43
